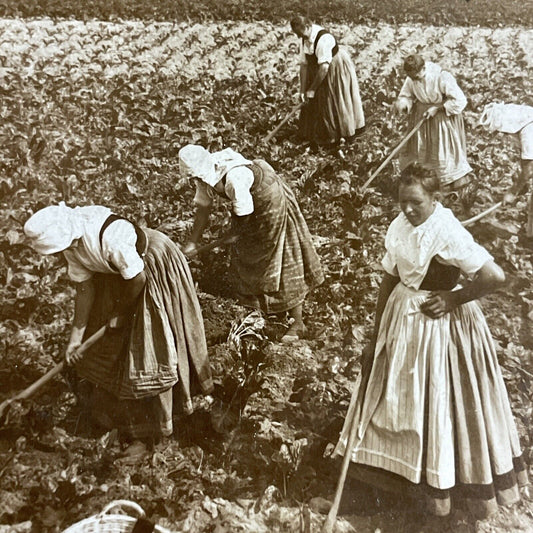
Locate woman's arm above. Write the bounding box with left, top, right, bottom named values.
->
left=299, top=62, right=308, bottom=100
left=370, top=273, right=400, bottom=345
left=109, top=270, right=147, bottom=328
left=439, top=70, right=467, bottom=116
left=183, top=205, right=212, bottom=254
left=362, top=272, right=400, bottom=376
left=504, top=159, right=533, bottom=205
left=395, top=78, right=414, bottom=115
left=420, top=260, right=505, bottom=319
left=306, top=63, right=329, bottom=97
left=65, top=278, right=95, bottom=363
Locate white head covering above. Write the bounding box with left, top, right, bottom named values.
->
left=479, top=102, right=533, bottom=134
left=178, top=144, right=217, bottom=186
left=24, top=202, right=83, bottom=255
left=211, top=148, right=252, bottom=179
left=179, top=144, right=253, bottom=187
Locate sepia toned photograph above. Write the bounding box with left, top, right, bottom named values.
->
left=0, top=1, right=532, bottom=531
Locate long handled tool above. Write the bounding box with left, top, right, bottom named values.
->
left=361, top=116, right=427, bottom=193
left=462, top=201, right=503, bottom=227
left=321, top=373, right=363, bottom=533
left=264, top=102, right=304, bottom=143
left=0, top=324, right=107, bottom=420
left=186, top=233, right=239, bottom=258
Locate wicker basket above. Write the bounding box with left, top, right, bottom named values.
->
left=62, top=500, right=175, bottom=533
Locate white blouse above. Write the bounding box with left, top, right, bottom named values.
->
left=300, top=24, right=336, bottom=65
left=194, top=165, right=255, bottom=216
left=397, top=62, right=467, bottom=116
left=63, top=206, right=144, bottom=283
left=382, top=203, right=492, bottom=289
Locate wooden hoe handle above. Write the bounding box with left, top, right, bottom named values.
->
left=361, top=116, right=427, bottom=193
left=321, top=373, right=363, bottom=533
left=264, top=102, right=304, bottom=143
left=0, top=324, right=107, bottom=417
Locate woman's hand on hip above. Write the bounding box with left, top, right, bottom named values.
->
left=420, top=291, right=458, bottom=319
left=305, top=89, right=315, bottom=100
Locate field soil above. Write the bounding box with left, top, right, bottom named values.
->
left=0, top=15, right=532, bottom=533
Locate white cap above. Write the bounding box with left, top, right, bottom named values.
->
left=24, top=203, right=82, bottom=255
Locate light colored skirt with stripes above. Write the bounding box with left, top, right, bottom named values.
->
left=333, top=283, right=527, bottom=517
left=231, top=160, right=324, bottom=314
left=299, top=48, right=365, bottom=146
left=75, top=229, right=213, bottom=439
left=399, top=102, right=472, bottom=187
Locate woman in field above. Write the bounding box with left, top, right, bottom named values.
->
left=290, top=16, right=365, bottom=148
left=333, top=164, right=528, bottom=518
left=179, top=144, right=324, bottom=342
left=395, top=54, right=472, bottom=188
left=479, top=102, right=533, bottom=240
left=24, top=203, right=213, bottom=451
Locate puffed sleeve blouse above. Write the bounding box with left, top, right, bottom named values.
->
left=397, top=61, right=467, bottom=116
left=381, top=203, right=492, bottom=290
left=63, top=206, right=144, bottom=283
left=193, top=148, right=255, bottom=216
left=300, top=24, right=336, bottom=65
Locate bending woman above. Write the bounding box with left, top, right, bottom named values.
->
left=290, top=16, right=365, bottom=147
left=395, top=54, right=472, bottom=188
left=333, top=164, right=528, bottom=518
left=24, top=203, right=212, bottom=447
left=179, top=145, right=324, bottom=342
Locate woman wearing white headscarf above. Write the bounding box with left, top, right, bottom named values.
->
left=479, top=102, right=533, bottom=238
left=24, top=203, right=212, bottom=449
left=179, top=145, right=324, bottom=342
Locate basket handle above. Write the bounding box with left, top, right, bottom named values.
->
left=100, top=500, right=146, bottom=518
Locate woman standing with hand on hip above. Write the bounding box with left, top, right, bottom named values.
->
left=290, top=16, right=365, bottom=148
left=24, top=203, right=212, bottom=452
left=333, top=164, right=528, bottom=518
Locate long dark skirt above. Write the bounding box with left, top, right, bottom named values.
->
left=230, top=160, right=324, bottom=314
left=75, top=229, right=212, bottom=439
left=299, top=48, right=365, bottom=145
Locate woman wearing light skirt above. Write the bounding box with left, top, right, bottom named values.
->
left=333, top=164, right=528, bottom=518
left=395, top=54, right=472, bottom=188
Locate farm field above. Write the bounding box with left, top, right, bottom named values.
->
left=0, top=12, right=532, bottom=533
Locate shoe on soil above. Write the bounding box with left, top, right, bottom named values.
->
left=280, top=324, right=307, bottom=343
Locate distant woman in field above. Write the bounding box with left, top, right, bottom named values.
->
left=24, top=203, right=213, bottom=452
left=395, top=54, right=472, bottom=188
left=179, top=144, right=324, bottom=342
left=290, top=15, right=365, bottom=148
left=479, top=102, right=533, bottom=240
left=333, top=164, right=528, bottom=518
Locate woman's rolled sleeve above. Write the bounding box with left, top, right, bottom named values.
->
left=103, top=220, right=144, bottom=280
left=315, top=34, right=336, bottom=64
left=439, top=221, right=492, bottom=277
left=439, top=71, right=467, bottom=116
left=225, top=167, right=255, bottom=216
